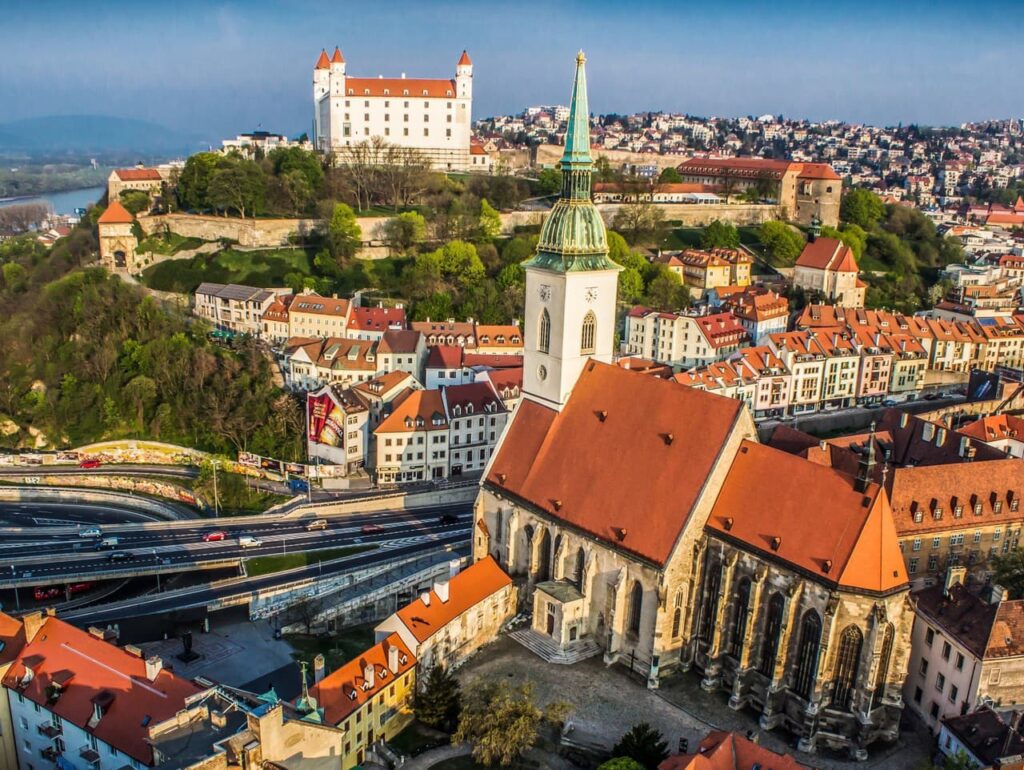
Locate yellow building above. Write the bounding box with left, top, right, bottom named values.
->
left=97, top=200, right=139, bottom=272
left=654, top=248, right=752, bottom=297
left=305, top=633, right=416, bottom=769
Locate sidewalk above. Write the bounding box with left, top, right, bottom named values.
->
left=399, top=743, right=471, bottom=770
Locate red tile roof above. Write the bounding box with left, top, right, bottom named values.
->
left=914, top=583, right=1024, bottom=660
left=114, top=168, right=162, bottom=181
left=345, top=77, right=456, bottom=99
left=395, top=557, right=510, bottom=644
left=331, top=47, right=345, bottom=64
left=376, top=389, right=447, bottom=433
left=707, top=441, right=908, bottom=593
left=795, top=163, right=841, bottom=180
left=290, top=293, right=350, bottom=318
left=486, top=362, right=744, bottom=565
left=378, top=329, right=421, bottom=354
left=0, top=612, right=25, bottom=668
left=427, top=345, right=463, bottom=369
left=349, top=305, right=406, bottom=332
left=442, top=381, right=505, bottom=417
left=308, top=633, right=415, bottom=725
left=315, top=49, right=330, bottom=69
left=97, top=200, right=134, bottom=225
left=458, top=50, right=472, bottom=66
left=462, top=352, right=523, bottom=369
left=660, top=730, right=813, bottom=770
left=2, top=616, right=203, bottom=765
left=695, top=312, right=750, bottom=349
left=484, top=367, right=523, bottom=395
left=795, top=237, right=858, bottom=273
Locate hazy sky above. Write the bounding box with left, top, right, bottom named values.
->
left=2, top=0, right=1022, bottom=141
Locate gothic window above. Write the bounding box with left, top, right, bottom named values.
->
left=628, top=580, right=644, bottom=635
left=538, top=309, right=551, bottom=353
left=793, top=610, right=822, bottom=700
left=832, top=625, right=864, bottom=710
left=874, top=623, right=895, bottom=703
left=581, top=311, right=596, bottom=355
left=728, top=577, right=752, bottom=660
left=758, top=593, right=785, bottom=677
left=697, top=560, right=721, bottom=644
left=573, top=547, right=586, bottom=592
left=535, top=528, right=552, bottom=582
left=671, top=589, right=684, bottom=638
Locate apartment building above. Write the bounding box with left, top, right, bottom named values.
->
left=652, top=248, right=751, bottom=297
left=623, top=308, right=749, bottom=369
left=194, top=283, right=279, bottom=336
left=793, top=236, right=866, bottom=308
left=284, top=337, right=378, bottom=390
left=441, top=381, right=509, bottom=477
left=288, top=293, right=352, bottom=339
left=374, top=390, right=450, bottom=483
left=347, top=306, right=407, bottom=341
left=306, top=383, right=371, bottom=473
left=375, top=330, right=427, bottom=380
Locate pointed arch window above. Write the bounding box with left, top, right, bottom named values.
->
left=628, top=580, right=644, bottom=635
left=535, top=528, right=552, bottom=582
left=874, top=623, right=895, bottom=704
left=832, top=625, right=864, bottom=710
left=697, top=560, right=721, bottom=644
left=794, top=610, right=822, bottom=699
left=671, top=589, right=684, bottom=638
left=728, top=577, right=752, bottom=660
left=538, top=309, right=551, bottom=354
left=758, top=592, right=785, bottom=677
left=573, top=547, right=586, bottom=592
left=581, top=311, right=596, bottom=355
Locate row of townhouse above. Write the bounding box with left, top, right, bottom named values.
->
left=675, top=326, right=928, bottom=418
left=624, top=308, right=751, bottom=369
left=799, top=304, right=1024, bottom=374
left=651, top=247, right=753, bottom=297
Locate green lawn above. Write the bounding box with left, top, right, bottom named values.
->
left=245, top=544, right=376, bottom=576
left=287, top=622, right=378, bottom=672
left=137, top=232, right=205, bottom=256
left=142, top=247, right=315, bottom=292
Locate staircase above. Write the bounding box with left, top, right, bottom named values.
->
left=509, top=628, right=602, bottom=665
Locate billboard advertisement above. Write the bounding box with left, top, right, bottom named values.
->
left=967, top=369, right=1001, bottom=402
left=307, top=392, right=345, bottom=448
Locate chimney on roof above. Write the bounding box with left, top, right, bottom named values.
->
left=363, top=662, right=375, bottom=689
left=387, top=643, right=400, bottom=674
left=985, top=584, right=1009, bottom=606
left=434, top=579, right=450, bottom=604
left=314, top=653, right=326, bottom=684
left=420, top=591, right=431, bottom=606
left=23, top=612, right=46, bottom=644
left=959, top=436, right=971, bottom=458
left=145, top=656, right=163, bottom=681
left=856, top=430, right=877, bottom=493
left=449, top=559, right=461, bottom=579
left=944, top=566, right=967, bottom=598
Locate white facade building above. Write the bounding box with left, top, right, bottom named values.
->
left=313, top=47, right=475, bottom=171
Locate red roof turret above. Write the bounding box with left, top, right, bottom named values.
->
left=457, top=50, right=472, bottom=66
left=331, top=47, right=345, bottom=64
left=315, top=49, right=330, bottom=70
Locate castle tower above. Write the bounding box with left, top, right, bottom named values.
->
left=456, top=50, right=473, bottom=100
left=521, top=51, right=621, bottom=411
left=313, top=49, right=331, bottom=148
left=329, top=46, right=346, bottom=95
left=97, top=200, right=138, bottom=273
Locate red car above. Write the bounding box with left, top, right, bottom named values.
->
left=68, top=582, right=94, bottom=596
left=361, top=523, right=384, bottom=534
left=33, top=586, right=61, bottom=601
left=79, top=459, right=102, bottom=469
left=203, top=531, right=227, bottom=542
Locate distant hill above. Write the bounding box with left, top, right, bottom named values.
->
left=0, top=115, right=207, bottom=155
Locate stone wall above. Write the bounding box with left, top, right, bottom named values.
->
left=597, top=202, right=782, bottom=228
left=0, top=485, right=194, bottom=519
left=140, top=213, right=323, bottom=248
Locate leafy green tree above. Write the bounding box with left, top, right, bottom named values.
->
left=1, top=262, right=29, bottom=292
left=382, top=211, right=427, bottom=254
left=598, top=759, right=646, bottom=770
left=401, top=251, right=445, bottom=302
left=618, top=267, right=645, bottom=304
left=501, top=235, right=537, bottom=265
left=701, top=220, right=740, bottom=249
left=496, top=262, right=525, bottom=291
left=536, top=168, right=562, bottom=196
left=612, top=201, right=666, bottom=245
left=412, top=291, right=455, bottom=321
left=413, top=664, right=462, bottom=733
left=993, top=549, right=1024, bottom=599
left=821, top=223, right=866, bottom=261
left=281, top=170, right=314, bottom=215
left=478, top=199, right=502, bottom=243
left=658, top=167, right=682, bottom=184
left=454, top=679, right=570, bottom=767
left=208, top=160, right=266, bottom=218
left=119, top=190, right=151, bottom=215
left=124, top=375, right=157, bottom=430
left=607, top=230, right=632, bottom=262
left=268, top=145, right=324, bottom=192
left=758, top=220, right=804, bottom=263
left=611, top=723, right=670, bottom=770
left=435, top=240, right=485, bottom=287
left=177, top=152, right=221, bottom=211
left=327, top=203, right=362, bottom=262
left=840, top=189, right=885, bottom=230
left=646, top=265, right=689, bottom=310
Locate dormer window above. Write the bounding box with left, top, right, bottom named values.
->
left=348, top=88, right=354, bottom=95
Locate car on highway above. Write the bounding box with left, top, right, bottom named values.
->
left=78, top=527, right=102, bottom=538
left=882, top=399, right=899, bottom=407
left=94, top=537, right=120, bottom=550
left=239, top=536, right=262, bottom=548
left=107, top=551, right=135, bottom=562
left=79, top=459, right=102, bottom=469
left=439, top=513, right=459, bottom=525
left=361, top=523, right=384, bottom=534
left=33, top=582, right=94, bottom=601
left=203, top=531, right=227, bottom=542
left=305, top=519, right=328, bottom=531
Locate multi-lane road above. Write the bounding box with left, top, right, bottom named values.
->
left=0, top=503, right=473, bottom=586
left=0, top=463, right=199, bottom=479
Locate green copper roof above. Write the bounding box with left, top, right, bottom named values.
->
left=524, top=51, right=620, bottom=274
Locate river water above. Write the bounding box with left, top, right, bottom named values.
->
left=0, top=186, right=105, bottom=216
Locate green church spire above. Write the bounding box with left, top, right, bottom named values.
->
left=524, top=51, right=619, bottom=274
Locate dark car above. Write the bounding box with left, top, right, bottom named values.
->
left=361, top=523, right=384, bottom=534
left=107, top=551, right=135, bottom=563
left=439, top=513, right=459, bottom=525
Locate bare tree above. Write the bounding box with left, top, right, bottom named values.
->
left=0, top=202, right=49, bottom=234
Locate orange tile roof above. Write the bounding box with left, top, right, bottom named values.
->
left=376, top=389, right=447, bottom=433
left=396, top=557, right=511, bottom=644
left=487, top=362, right=744, bottom=565
left=959, top=414, right=1024, bottom=443
left=914, top=583, right=1024, bottom=660
left=307, top=633, right=415, bottom=725
left=660, top=730, right=813, bottom=770
left=114, top=168, right=162, bottom=181
left=475, top=324, right=523, bottom=347
left=345, top=77, right=456, bottom=99
left=290, top=293, right=350, bottom=318
left=707, top=441, right=908, bottom=594
left=97, top=200, right=134, bottom=224
left=795, top=237, right=858, bottom=273
left=0, top=612, right=25, bottom=668
left=349, top=305, right=406, bottom=331
left=315, top=49, right=330, bottom=69
left=458, top=50, right=472, bottom=66
left=795, top=162, right=840, bottom=181
left=1, top=616, right=203, bottom=765
left=331, top=46, right=345, bottom=64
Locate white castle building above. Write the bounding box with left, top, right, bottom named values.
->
left=312, top=46, right=474, bottom=171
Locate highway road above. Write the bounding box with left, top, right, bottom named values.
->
left=0, top=463, right=198, bottom=479
left=0, top=500, right=165, bottom=527
left=0, top=504, right=473, bottom=586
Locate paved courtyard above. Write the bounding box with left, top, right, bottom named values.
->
left=458, top=636, right=935, bottom=770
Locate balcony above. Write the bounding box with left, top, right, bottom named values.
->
left=80, top=746, right=101, bottom=764
left=38, top=722, right=63, bottom=739
left=41, top=746, right=63, bottom=761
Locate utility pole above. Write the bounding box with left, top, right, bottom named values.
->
left=212, top=460, right=220, bottom=518
left=153, top=549, right=160, bottom=592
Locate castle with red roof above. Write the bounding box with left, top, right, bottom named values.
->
left=312, top=46, right=475, bottom=171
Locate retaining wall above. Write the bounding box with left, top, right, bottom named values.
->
left=0, top=486, right=190, bottom=520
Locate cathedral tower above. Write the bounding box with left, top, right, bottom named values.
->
left=522, top=52, right=621, bottom=410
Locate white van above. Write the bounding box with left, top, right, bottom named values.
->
left=239, top=536, right=262, bottom=548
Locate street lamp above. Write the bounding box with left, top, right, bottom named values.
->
left=212, top=460, right=221, bottom=518
left=153, top=549, right=160, bottom=592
